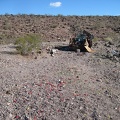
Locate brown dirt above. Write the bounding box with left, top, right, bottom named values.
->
left=0, top=15, right=120, bottom=44
left=0, top=41, right=120, bottom=120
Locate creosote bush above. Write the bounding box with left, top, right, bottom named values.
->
left=15, top=34, right=42, bottom=55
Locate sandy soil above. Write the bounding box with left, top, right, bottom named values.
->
left=0, top=41, right=120, bottom=120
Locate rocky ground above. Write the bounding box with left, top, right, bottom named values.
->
left=0, top=40, right=120, bottom=120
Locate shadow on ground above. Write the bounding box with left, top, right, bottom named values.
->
left=0, top=51, right=19, bottom=55
left=55, top=45, right=87, bottom=53
left=0, top=45, right=19, bottom=55
left=55, top=45, right=74, bottom=51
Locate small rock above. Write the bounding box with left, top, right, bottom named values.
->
left=108, top=41, right=114, bottom=45
left=6, top=90, right=11, bottom=94
left=76, top=49, right=81, bottom=53
left=104, top=43, right=110, bottom=47
left=112, top=50, right=120, bottom=57
left=34, top=56, right=37, bottom=59
left=24, top=115, right=29, bottom=120
left=37, top=50, right=41, bottom=54
left=58, top=79, right=61, bottom=83
left=96, top=79, right=102, bottom=82
left=80, top=106, right=83, bottom=110
left=76, top=76, right=79, bottom=78
left=9, top=113, right=13, bottom=118
left=50, top=49, right=58, bottom=56
left=113, top=56, right=119, bottom=61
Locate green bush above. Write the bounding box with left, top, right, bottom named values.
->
left=15, top=34, right=42, bottom=55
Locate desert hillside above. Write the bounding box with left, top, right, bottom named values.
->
left=0, top=15, right=120, bottom=44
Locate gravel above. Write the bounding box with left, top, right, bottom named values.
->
left=0, top=41, right=120, bottom=120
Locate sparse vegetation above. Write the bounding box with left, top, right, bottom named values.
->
left=104, top=37, right=113, bottom=41
left=0, top=15, right=120, bottom=120
left=0, top=15, right=120, bottom=43
left=15, top=34, right=42, bottom=55
left=92, top=37, right=99, bottom=42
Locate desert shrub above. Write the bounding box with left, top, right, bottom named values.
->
left=93, top=37, right=99, bottom=42
left=50, top=24, right=57, bottom=28
left=15, top=34, right=42, bottom=55
left=104, top=37, right=113, bottom=41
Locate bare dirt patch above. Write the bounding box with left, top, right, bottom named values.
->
left=0, top=41, right=120, bottom=120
